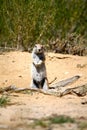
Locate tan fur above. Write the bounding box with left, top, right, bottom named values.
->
left=30, top=44, right=48, bottom=90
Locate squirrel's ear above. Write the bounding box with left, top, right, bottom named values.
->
left=42, top=45, right=45, bottom=50
left=41, top=44, right=44, bottom=48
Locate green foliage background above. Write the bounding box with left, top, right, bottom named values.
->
left=0, top=0, right=87, bottom=49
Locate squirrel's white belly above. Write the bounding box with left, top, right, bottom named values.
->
left=31, top=64, right=46, bottom=82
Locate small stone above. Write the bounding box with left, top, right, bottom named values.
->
left=19, top=75, right=22, bottom=78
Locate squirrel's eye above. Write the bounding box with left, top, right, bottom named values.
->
left=42, top=47, right=44, bottom=50
left=41, top=46, right=43, bottom=49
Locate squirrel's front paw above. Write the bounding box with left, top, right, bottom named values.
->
left=33, top=60, right=43, bottom=67
left=38, top=60, right=43, bottom=65
left=35, top=60, right=43, bottom=67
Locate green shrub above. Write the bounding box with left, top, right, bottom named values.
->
left=0, top=95, right=10, bottom=107
left=0, top=0, right=87, bottom=51
left=49, top=115, right=75, bottom=124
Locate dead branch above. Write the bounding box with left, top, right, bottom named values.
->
left=60, top=84, right=87, bottom=97
left=0, top=75, right=86, bottom=97
left=49, top=75, right=80, bottom=88
left=0, top=85, right=16, bottom=93
left=0, top=83, right=87, bottom=97
left=0, top=85, right=57, bottom=96
left=49, top=77, right=57, bottom=84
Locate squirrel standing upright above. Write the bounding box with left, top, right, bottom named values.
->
left=30, top=44, right=48, bottom=90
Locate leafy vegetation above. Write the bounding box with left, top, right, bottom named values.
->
left=31, top=115, right=75, bottom=128
left=0, top=95, right=10, bottom=107
left=49, top=115, right=75, bottom=124
left=33, top=120, right=48, bottom=128
left=0, top=0, right=87, bottom=54
left=29, top=115, right=87, bottom=130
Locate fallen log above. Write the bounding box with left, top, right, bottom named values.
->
left=0, top=83, right=87, bottom=97
left=0, top=85, right=59, bottom=96
left=0, top=75, right=86, bottom=97
left=49, top=75, right=80, bottom=88
left=60, top=83, right=87, bottom=97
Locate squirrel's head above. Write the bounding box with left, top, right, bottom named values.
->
left=33, top=44, right=44, bottom=54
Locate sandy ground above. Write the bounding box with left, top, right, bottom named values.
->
left=0, top=51, right=87, bottom=130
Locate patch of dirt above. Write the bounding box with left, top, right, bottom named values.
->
left=0, top=51, right=87, bottom=129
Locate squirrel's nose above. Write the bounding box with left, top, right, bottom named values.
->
left=38, top=49, right=41, bottom=52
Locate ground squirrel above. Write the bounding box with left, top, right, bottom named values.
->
left=30, top=44, right=48, bottom=90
